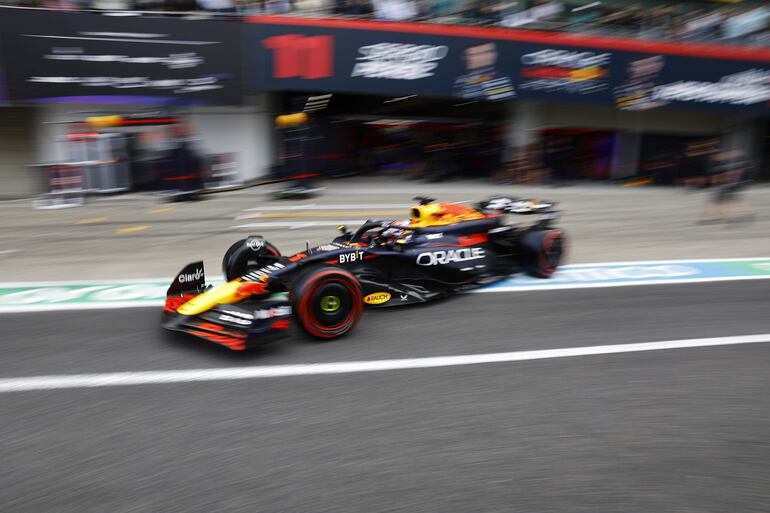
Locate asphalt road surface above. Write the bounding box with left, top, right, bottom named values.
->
left=2, top=179, right=770, bottom=280
left=1, top=280, right=769, bottom=513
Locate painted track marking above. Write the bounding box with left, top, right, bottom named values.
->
left=0, top=334, right=768, bottom=393
left=116, top=225, right=149, bottom=234
left=148, top=207, right=176, bottom=214
left=238, top=210, right=406, bottom=220
left=481, top=274, right=770, bottom=292
left=1, top=257, right=770, bottom=313
left=232, top=220, right=368, bottom=230
left=76, top=216, right=109, bottom=225
left=243, top=204, right=414, bottom=211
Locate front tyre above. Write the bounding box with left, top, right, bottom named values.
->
left=222, top=237, right=281, bottom=281
left=291, top=267, right=363, bottom=339
left=519, top=229, right=566, bottom=278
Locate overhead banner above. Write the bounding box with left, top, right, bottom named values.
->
left=0, top=8, right=243, bottom=105
left=246, top=17, right=770, bottom=113
left=250, top=23, right=516, bottom=101
left=612, top=53, right=770, bottom=112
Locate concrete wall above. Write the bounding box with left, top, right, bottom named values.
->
left=188, top=95, right=275, bottom=183
left=32, top=94, right=276, bottom=189
left=0, top=106, right=39, bottom=199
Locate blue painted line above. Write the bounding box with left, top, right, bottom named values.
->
left=482, top=258, right=770, bottom=291
left=1, top=258, right=769, bottom=312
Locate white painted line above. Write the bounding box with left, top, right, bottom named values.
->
left=243, top=204, right=413, bottom=211
left=232, top=221, right=368, bottom=230
left=325, top=187, right=507, bottom=194
left=0, top=249, right=20, bottom=256
left=1, top=334, right=768, bottom=393
left=0, top=199, right=30, bottom=207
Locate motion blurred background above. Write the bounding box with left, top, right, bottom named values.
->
left=0, top=0, right=767, bottom=200
left=1, top=3, right=770, bottom=513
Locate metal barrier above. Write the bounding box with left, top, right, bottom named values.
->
left=204, top=153, right=241, bottom=190
left=30, top=163, right=85, bottom=209
left=59, top=134, right=130, bottom=194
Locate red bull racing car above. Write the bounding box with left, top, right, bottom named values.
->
left=163, top=196, right=566, bottom=350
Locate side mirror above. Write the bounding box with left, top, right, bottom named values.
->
left=412, top=196, right=435, bottom=206
left=336, top=225, right=352, bottom=241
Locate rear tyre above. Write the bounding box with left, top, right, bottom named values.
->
left=222, top=237, right=281, bottom=281
left=519, top=229, right=566, bottom=278
left=291, top=267, right=363, bottom=339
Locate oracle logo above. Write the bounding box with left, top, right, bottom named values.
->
left=416, top=248, right=485, bottom=266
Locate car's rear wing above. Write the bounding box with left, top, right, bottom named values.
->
left=478, top=197, right=558, bottom=215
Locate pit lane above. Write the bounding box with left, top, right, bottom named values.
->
left=1, top=280, right=769, bottom=512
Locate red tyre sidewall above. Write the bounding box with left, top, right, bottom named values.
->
left=536, top=230, right=565, bottom=277
left=295, top=269, right=363, bottom=339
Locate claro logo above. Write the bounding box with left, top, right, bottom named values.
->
left=178, top=268, right=203, bottom=283
left=416, top=248, right=485, bottom=266
left=363, top=292, right=391, bottom=305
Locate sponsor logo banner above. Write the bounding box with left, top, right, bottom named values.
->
left=250, top=23, right=517, bottom=100
left=352, top=43, right=448, bottom=80
left=0, top=9, right=243, bottom=105
left=519, top=48, right=611, bottom=99
left=247, top=19, right=770, bottom=111
left=613, top=55, right=770, bottom=112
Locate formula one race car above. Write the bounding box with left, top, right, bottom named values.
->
left=162, top=196, right=565, bottom=349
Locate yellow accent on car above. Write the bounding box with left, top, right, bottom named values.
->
left=409, top=202, right=486, bottom=227
left=177, top=280, right=244, bottom=316
left=363, top=292, right=391, bottom=305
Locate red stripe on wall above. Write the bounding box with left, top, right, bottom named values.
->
left=246, top=15, right=770, bottom=63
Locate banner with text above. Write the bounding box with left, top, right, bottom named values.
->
left=246, top=17, right=770, bottom=112
left=0, top=8, right=244, bottom=105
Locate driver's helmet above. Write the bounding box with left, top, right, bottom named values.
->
left=380, top=221, right=412, bottom=245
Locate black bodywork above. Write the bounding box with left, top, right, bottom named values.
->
left=163, top=197, right=564, bottom=349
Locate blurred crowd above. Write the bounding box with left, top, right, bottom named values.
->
left=494, top=134, right=756, bottom=190
left=4, top=0, right=769, bottom=47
